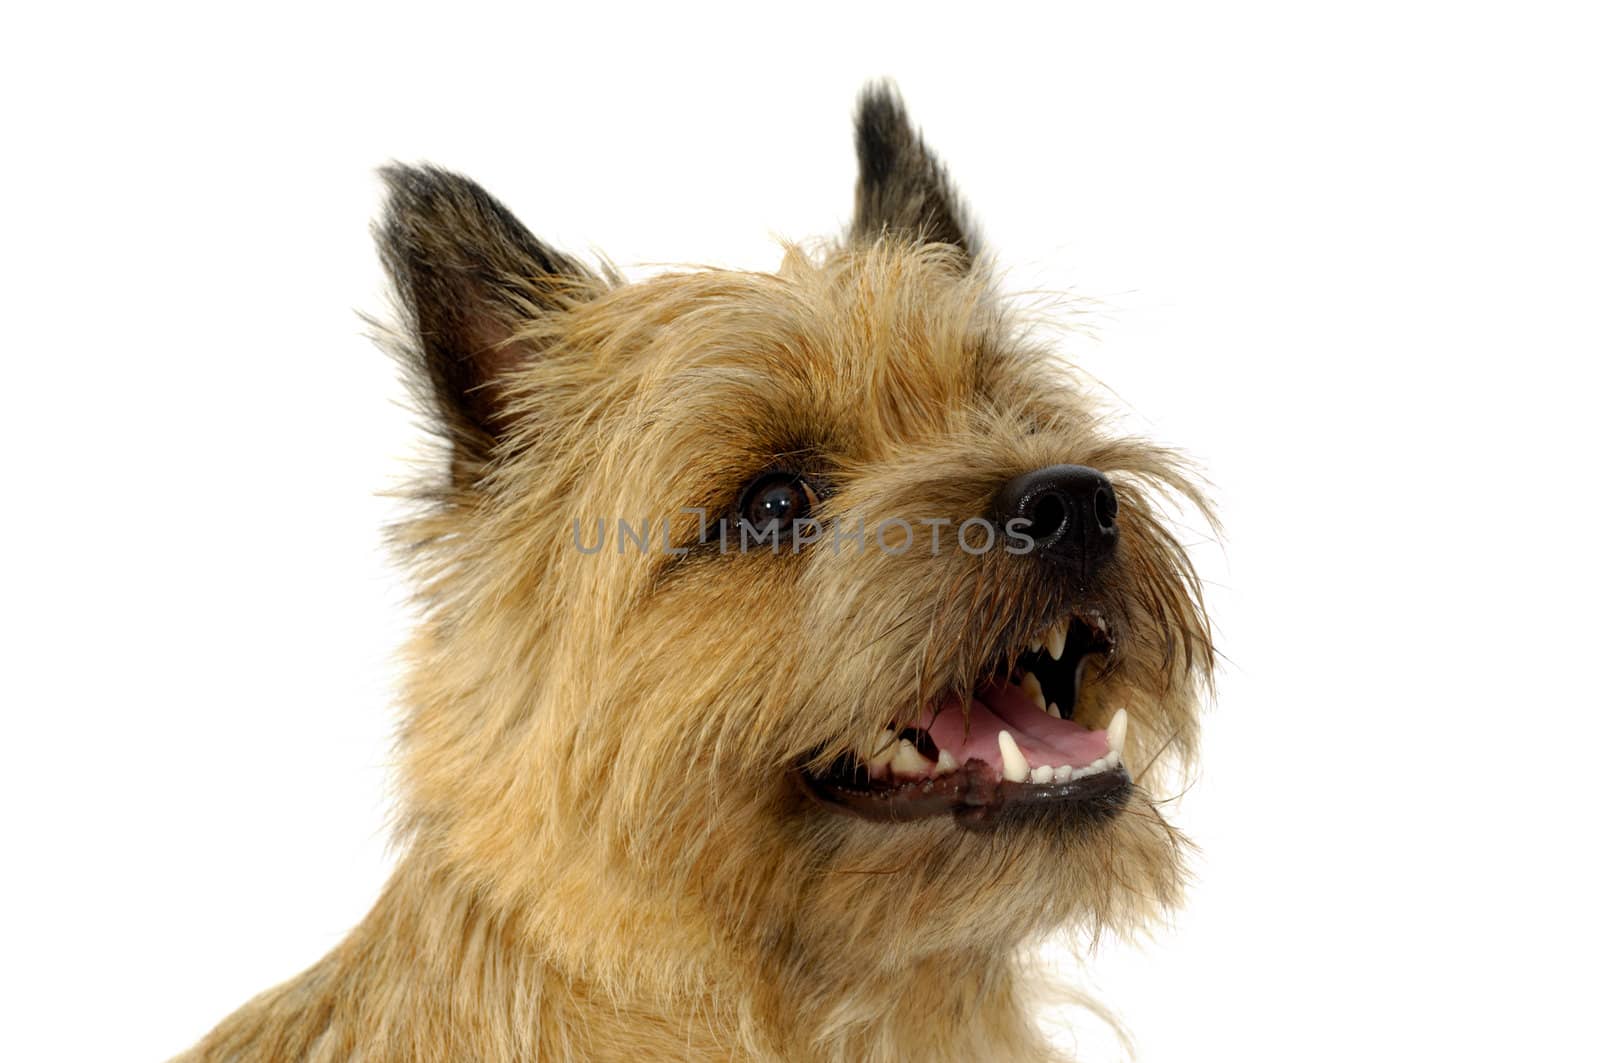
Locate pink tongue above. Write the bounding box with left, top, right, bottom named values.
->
left=918, top=681, right=1109, bottom=773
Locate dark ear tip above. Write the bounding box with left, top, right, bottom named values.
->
left=847, top=80, right=980, bottom=259
left=378, top=162, right=434, bottom=201
left=377, top=162, right=478, bottom=219
left=376, top=163, right=565, bottom=274
left=854, top=81, right=913, bottom=169
left=855, top=80, right=908, bottom=125
left=377, top=160, right=422, bottom=187
left=375, top=163, right=449, bottom=248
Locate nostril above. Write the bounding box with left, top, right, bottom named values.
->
left=1028, top=491, right=1068, bottom=541
left=1093, top=485, right=1117, bottom=530
left=993, top=464, right=1118, bottom=571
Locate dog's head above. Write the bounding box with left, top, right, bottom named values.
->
left=378, top=86, right=1213, bottom=1000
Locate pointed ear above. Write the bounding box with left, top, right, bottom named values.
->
left=848, top=84, right=979, bottom=259
left=376, top=164, right=594, bottom=480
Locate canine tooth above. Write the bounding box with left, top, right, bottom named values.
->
left=866, top=730, right=897, bottom=777
left=1030, top=765, right=1053, bottom=784
left=1046, top=702, right=1062, bottom=719
left=1046, top=624, right=1067, bottom=661
left=1029, top=638, right=1043, bottom=654
left=934, top=749, right=959, bottom=775
left=1106, top=707, right=1128, bottom=756
left=890, top=739, right=934, bottom=776
left=997, top=730, right=1030, bottom=782
left=1106, top=749, right=1121, bottom=769
left=1020, top=671, right=1046, bottom=709
left=867, top=730, right=897, bottom=761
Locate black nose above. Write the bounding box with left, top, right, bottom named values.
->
left=994, top=464, right=1119, bottom=578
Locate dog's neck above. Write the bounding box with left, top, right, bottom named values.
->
left=183, top=851, right=1061, bottom=1062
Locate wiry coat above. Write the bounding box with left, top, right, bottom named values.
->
left=180, top=85, right=1213, bottom=1063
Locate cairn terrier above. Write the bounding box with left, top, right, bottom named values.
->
left=180, top=84, right=1214, bottom=1062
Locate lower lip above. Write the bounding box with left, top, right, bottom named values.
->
left=796, top=758, right=1131, bottom=829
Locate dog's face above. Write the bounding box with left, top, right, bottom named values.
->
left=380, top=89, right=1211, bottom=993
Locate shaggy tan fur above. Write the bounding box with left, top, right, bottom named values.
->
left=179, top=86, right=1213, bottom=1062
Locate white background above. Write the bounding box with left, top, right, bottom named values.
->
left=4, top=3, right=1597, bottom=1061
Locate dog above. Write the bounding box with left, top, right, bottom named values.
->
left=178, top=84, right=1214, bottom=1062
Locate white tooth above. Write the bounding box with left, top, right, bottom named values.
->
left=1055, top=764, right=1074, bottom=781
left=1020, top=671, right=1046, bottom=709
left=1030, top=765, right=1053, bottom=784
left=867, top=730, right=897, bottom=762
left=1047, top=702, right=1062, bottom=719
left=1105, top=749, right=1121, bottom=769
left=890, top=739, right=933, bottom=776
left=997, top=730, right=1030, bottom=782
left=1029, top=639, right=1044, bottom=654
left=1106, top=708, right=1128, bottom=756
left=1047, top=623, right=1067, bottom=661
left=935, top=749, right=959, bottom=775
left=866, top=730, right=897, bottom=778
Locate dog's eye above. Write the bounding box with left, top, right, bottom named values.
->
left=739, top=472, right=818, bottom=532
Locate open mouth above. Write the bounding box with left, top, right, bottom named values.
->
left=797, top=610, right=1131, bottom=827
